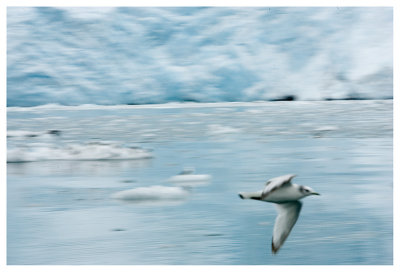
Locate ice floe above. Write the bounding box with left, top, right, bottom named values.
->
left=111, top=185, right=189, bottom=203
left=7, top=129, right=62, bottom=138
left=167, top=168, right=212, bottom=187
left=7, top=141, right=152, bottom=163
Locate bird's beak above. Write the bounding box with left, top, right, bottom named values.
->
left=311, top=192, right=320, bottom=195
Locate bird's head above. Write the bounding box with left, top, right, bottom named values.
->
left=299, top=185, right=320, bottom=197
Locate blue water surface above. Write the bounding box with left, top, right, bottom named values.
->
left=7, top=101, right=392, bottom=264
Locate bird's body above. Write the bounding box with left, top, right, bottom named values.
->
left=238, top=174, right=319, bottom=254
left=263, top=183, right=304, bottom=203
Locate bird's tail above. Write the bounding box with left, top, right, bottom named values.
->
left=238, top=191, right=262, bottom=200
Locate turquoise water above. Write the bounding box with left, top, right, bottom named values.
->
left=7, top=100, right=393, bottom=264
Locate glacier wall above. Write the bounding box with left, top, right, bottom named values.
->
left=7, top=7, right=393, bottom=106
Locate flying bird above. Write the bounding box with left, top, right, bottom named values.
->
left=238, top=174, right=319, bottom=254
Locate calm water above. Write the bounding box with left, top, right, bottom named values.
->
left=7, top=100, right=393, bottom=264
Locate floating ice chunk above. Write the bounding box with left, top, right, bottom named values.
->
left=7, top=130, right=61, bottom=138
left=7, top=130, right=39, bottom=138
left=7, top=141, right=152, bottom=162
left=312, top=125, right=339, bottom=137
left=207, top=124, right=241, bottom=135
left=314, top=125, right=339, bottom=131
left=111, top=185, right=189, bottom=202
left=177, top=167, right=195, bottom=175
left=167, top=174, right=212, bottom=187
left=167, top=168, right=211, bottom=187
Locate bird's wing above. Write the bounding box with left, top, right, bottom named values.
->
left=271, top=201, right=302, bottom=254
left=262, top=174, right=296, bottom=198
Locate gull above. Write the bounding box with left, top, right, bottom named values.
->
left=238, top=174, right=319, bottom=254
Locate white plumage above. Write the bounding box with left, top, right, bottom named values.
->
left=239, top=174, right=319, bottom=253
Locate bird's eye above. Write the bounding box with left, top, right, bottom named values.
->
left=300, top=187, right=309, bottom=193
